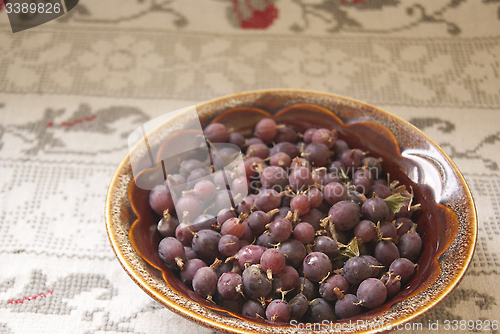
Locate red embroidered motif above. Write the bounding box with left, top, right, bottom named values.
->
left=232, top=0, right=278, bottom=29
left=46, top=115, right=97, bottom=127
left=340, top=0, right=370, bottom=4
left=7, top=290, right=54, bottom=304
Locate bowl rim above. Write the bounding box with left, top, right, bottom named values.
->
left=105, top=88, right=477, bottom=334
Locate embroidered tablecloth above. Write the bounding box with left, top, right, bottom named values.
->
left=0, top=1, right=499, bottom=333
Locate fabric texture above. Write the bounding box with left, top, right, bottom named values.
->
left=0, top=1, right=499, bottom=333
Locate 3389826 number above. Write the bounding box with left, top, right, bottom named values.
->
left=443, top=319, right=498, bottom=331
left=5, top=2, right=61, bottom=14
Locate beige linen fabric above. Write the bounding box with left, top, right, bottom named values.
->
left=0, top=1, right=499, bottom=333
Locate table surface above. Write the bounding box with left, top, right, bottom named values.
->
left=0, top=1, right=499, bottom=333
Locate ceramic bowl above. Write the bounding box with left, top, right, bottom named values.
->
left=105, top=89, right=477, bottom=333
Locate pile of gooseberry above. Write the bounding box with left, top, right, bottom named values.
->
left=150, top=117, right=422, bottom=324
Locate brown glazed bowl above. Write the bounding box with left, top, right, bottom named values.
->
left=105, top=89, right=477, bottom=333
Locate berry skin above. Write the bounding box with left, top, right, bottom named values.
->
left=319, top=274, right=349, bottom=301
left=340, top=148, right=364, bottom=172
left=289, top=293, right=309, bottom=320
left=303, top=128, right=317, bottom=144
left=187, top=168, right=210, bottom=188
left=192, top=214, right=217, bottom=230
left=221, top=217, right=245, bottom=238
left=362, top=156, right=383, bottom=178
left=218, top=234, right=241, bottom=257
left=246, top=143, right=269, bottom=159
left=381, top=273, right=402, bottom=298
left=158, top=237, right=185, bottom=269
left=307, top=186, right=324, bottom=209
left=362, top=197, right=390, bottom=223
left=361, top=255, right=382, bottom=277
left=247, top=210, right=270, bottom=234
left=379, top=220, right=397, bottom=239
left=371, top=184, right=392, bottom=199
left=192, top=266, right=218, bottom=298
left=232, top=176, right=249, bottom=197
left=301, top=209, right=326, bottom=231
left=180, top=258, right=207, bottom=287
left=395, top=217, right=414, bottom=236
left=180, top=159, right=205, bottom=174
left=332, top=139, right=349, bottom=159
left=304, top=142, right=330, bottom=167
left=335, top=294, right=362, bottom=319
left=216, top=208, right=237, bottom=226
left=389, top=257, right=415, bottom=283
left=275, top=127, right=298, bottom=143
left=270, top=152, right=292, bottom=169
left=354, top=220, right=377, bottom=243
left=260, top=248, right=286, bottom=278
left=254, top=118, right=277, bottom=143
left=176, top=195, right=203, bottom=222
left=303, top=252, right=332, bottom=283
left=328, top=200, right=361, bottom=231
left=213, top=170, right=233, bottom=190
left=290, top=157, right=311, bottom=170
left=356, top=278, right=387, bottom=309
left=322, top=171, right=341, bottom=186
left=278, top=239, right=307, bottom=268
left=191, top=230, right=222, bottom=263
left=270, top=142, right=300, bottom=160
left=260, top=166, right=289, bottom=190
left=272, top=265, right=299, bottom=293
left=242, top=264, right=272, bottom=300
left=228, top=132, right=246, bottom=149
left=217, top=272, right=243, bottom=300
left=257, top=233, right=276, bottom=248
left=311, top=128, right=336, bottom=148
left=309, top=298, right=337, bottom=322
left=193, top=179, right=217, bottom=202
left=342, top=256, right=372, bottom=285
left=157, top=212, right=179, bottom=238
left=149, top=185, right=175, bottom=216
left=235, top=245, right=267, bottom=270
left=266, top=299, right=291, bottom=323
left=374, top=240, right=400, bottom=267
left=310, top=166, right=326, bottom=184
left=288, top=167, right=313, bottom=192
left=293, top=222, right=316, bottom=244
left=312, top=236, right=338, bottom=259
left=239, top=157, right=264, bottom=178
left=237, top=194, right=255, bottom=215
left=353, top=168, right=373, bottom=195
left=204, top=123, right=228, bottom=143
left=293, top=277, right=318, bottom=301
left=175, top=223, right=197, bottom=246
left=398, top=232, right=422, bottom=261
left=290, top=193, right=311, bottom=216
left=269, top=217, right=293, bottom=242
left=184, top=246, right=197, bottom=260
left=240, top=222, right=254, bottom=244
left=242, top=299, right=265, bottom=319
left=247, top=137, right=264, bottom=146
left=254, top=189, right=281, bottom=212
left=323, top=182, right=348, bottom=205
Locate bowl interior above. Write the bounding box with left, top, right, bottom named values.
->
left=106, top=90, right=476, bottom=333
